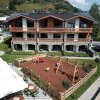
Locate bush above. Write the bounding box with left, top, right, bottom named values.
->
left=95, top=58, right=100, bottom=63
left=62, top=80, right=70, bottom=89
left=82, top=65, right=91, bottom=73
left=6, top=48, right=12, bottom=54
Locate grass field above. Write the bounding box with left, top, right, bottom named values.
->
left=0, top=0, right=54, bottom=12
left=16, top=3, right=54, bottom=12
left=48, top=51, right=89, bottom=57
left=0, top=0, right=9, bottom=10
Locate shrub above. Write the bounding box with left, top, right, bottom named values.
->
left=6, top=48, right=12, bottom=54
left=88, top=64, right=95, bottom=69
left=95, top=58, right=100, bottom=63
left=62, top=80, right=70, bottom=89
left=82, top=66, right=91, bottom=73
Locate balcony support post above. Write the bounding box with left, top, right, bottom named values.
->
left=62, top=33, right=65, bottom=55
left=22, top=44, right=26, bottom=51
left=48, top=45, right=52, bottom=52
left=75, top=45, right=79, bottom=52
left=35, top=33, right=39, bottom=53
left=74, top=34, right=78, bottom=41
left=22, top=18, right=27, bottom=31
left=11, top=41, right=15, bottom=51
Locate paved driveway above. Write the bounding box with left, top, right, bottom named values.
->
left=78, top=77, right=100, bottom=100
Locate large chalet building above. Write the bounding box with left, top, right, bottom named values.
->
left=8, top=12, right=94, bottom=52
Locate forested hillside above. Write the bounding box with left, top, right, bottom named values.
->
left=0, top=0, right=81, bottom=15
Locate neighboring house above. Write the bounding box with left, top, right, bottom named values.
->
left=8, top=13, right=94, bottom=52
left=0, top=33, right=3, bottom=43
left=0, top=16, right=9, bottom=43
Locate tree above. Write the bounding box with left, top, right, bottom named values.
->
left=89, top=3, right=100, bottom=40
left=9, top=0, right=16, bottom=11
left=89, top=3, right=100, bottom=22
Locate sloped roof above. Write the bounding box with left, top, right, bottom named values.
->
left=8, top=12, right=95, bottom=22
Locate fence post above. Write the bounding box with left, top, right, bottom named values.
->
left=59, top=92, right=64, bottom=100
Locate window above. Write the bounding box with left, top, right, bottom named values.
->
left=54, top=20, right=62, bottom=28
left=67, top=23, right=75, bottom=28
left=28, top=44, right=35, bottom=50
left=53, top=34, right=61, bottom=38
left=79, top=21, right=87, bottom=28
left=27, top=20, right=34, bottom=27
left=27, top=33, right=34, bottom=38
left=78, top=34, right=86, bottom=38
left=67, top=20, right=75, bottom=28
left=80, top=23, right=87, bottom=28
left=40, top=20, right=48, bottom=27
left=67, top=34, right=74, bottom=38
left=16, top=33, right=23, bottom=37
left=15, top=20, right=22, bottom=27
left=40, top=33, right=48, bottom=38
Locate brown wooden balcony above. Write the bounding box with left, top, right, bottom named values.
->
left=65, top=38, right=90, bottom=42
left=9, top=27, right=93, bottom=33
left=10, top=27, right=37, bottom=32
left=38, top=38, right=63, bottom=42
left=12, top=37, right=90, bottom=42
left=12, top=37, right=36, bottom=41
left=39, top=28, right=93, bottom=33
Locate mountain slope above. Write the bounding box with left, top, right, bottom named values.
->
left=0, top=0, right=81, bottom=13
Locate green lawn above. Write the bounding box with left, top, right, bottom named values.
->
left=1, top=54, right=32, bottom=63
left=0, top=43, right=9, bottom=52
left=48, top=52, right=89, bottom=57
left=0, top=0, right=9, bottom=10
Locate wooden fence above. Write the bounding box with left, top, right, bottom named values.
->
left=59, top=66, right=97, bottom=100
left=14, top=57, right=97, bottom=100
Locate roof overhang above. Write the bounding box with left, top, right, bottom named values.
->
left=7, top=14, right=35, bottom=21
left=37, top=15, right=64, bottom=21
left=65, top=15, right=95, bottom=22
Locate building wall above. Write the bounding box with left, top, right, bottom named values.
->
left=10, top=16, right=93, bottom=52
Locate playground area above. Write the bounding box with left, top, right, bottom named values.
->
left=20, top=55, right=86, bottom=93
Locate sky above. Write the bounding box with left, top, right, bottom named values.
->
left=68, top=0, right=100, bottom=11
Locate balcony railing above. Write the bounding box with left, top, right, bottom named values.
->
left=39, top=28, right=93, bottom=33
left=9, top=27, right=93, bottom=33
left=12, top=37, right=90, bottom=42
left=65, top=38, right=90, bottom=42
left=12, top=37, right=36, bottom=41
left=10, top=27, right=37, bottom=32
left=38, top=38, right=63, bottom=42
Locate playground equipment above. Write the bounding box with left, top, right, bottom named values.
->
left=32, top=54, right=45, bottom=64
left=72, top=61, right=79, bottom=83
left=45, top=67, right=50, bottom=72
left=55, top=59, right=63, bottom=74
